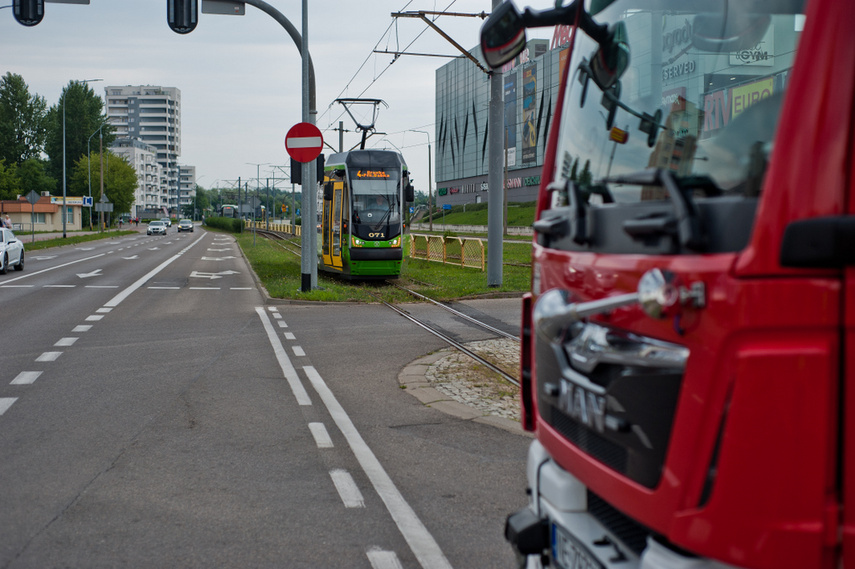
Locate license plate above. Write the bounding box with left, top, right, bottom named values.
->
left=552, top=524, right=605, bottom=569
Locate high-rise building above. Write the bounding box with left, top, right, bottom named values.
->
left=178, top=164, right=196, bottom=217
left=105, top=85, right=182, bottom=214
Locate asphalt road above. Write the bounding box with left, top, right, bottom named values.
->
left=0, top=226, right=531, bottom=569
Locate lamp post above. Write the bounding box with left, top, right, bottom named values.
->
left=62, top=78, right=102, bottom=238
left=86, top=125, right=103, bottom=231
left=411, top=130, right=432, bottom=231
left=246, top=162, right=269, bottom=222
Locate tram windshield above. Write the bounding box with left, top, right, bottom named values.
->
left=350, top=168, right=402, bottom=239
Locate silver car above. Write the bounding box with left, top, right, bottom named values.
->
left=0, top=228, right=24, bottom=274
left=147, top=220, right=167, bottom=236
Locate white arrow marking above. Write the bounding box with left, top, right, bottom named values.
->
left=207, top=248, right=232, bottom=252
left=190, top=270, right=240, bottom=279
left=33, top=255, right=57, bottom=260
left=201, top=256, right=236, bottom=261
left=123, top=255, right=139, bottom=260
left=76, top=269, right=102, bottom=279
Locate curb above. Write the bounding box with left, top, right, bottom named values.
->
left=398, top=351, right=531, bottom=437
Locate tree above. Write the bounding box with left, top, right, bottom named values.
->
left=71, top=152, right=137, bottom=223
left=17, top=158, right=55, bottom=197
left=44, top=81, right=114, bottom=191
left=0, top=159, right=21, bottom=200
left=0, top=72, right=48, bottom=166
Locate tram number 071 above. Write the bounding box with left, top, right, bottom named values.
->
left=368, top=232, right=385, bottom=238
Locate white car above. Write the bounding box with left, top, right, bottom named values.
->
left=0, top=228, right=24, bottom=274
left=147, top=220, right=167, bottom=236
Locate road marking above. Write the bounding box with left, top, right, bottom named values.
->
left=72, top=325, right=92, bottom=332
left=0, top=253, right=105, bottom=285
left=277, top=321, right=288, bottom=328
left=190, top=270, right=239, bottom=279
left=255, top=307, right=311, bottom=406
left=284, top=332, right=296, bottom=340
left=77, top=269, right=102, bottom=279
left=200, top=256, right=236, bottom=261
left=0, top=285, right=33, bottom=288
left=148, top=286, right=180, bottom=290
left=230, top=287, right=252, bottom=290
left=97, top=307, right=113, bottom=313
left=85, top=285, right=119, bottom=289
left=104, top=234, right=205, bottom=308
left=272, top=312, right=282, bottom=319
left=11, top=372, right=41, bottom=385
left=330, top=469, right=365, bottom=508
left=303, top=365, right=453, bottom=569
left=292, top=346, right=305, bottom=357
left=366, top=548, right=404, bottom=569
left=308, top=422, right=333, bottom=448
left=36, top=352, right=62, bottom=362
left=55, top=338, right=78, bottom=347
left=44, top=285, right=75, bottom=288
left=0, top=398, right=17, bottom=416
left=86, top=315, right=104, bottom=321
left=189, top=287, right=220, bottom=290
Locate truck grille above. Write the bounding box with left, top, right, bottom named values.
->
left=588, top=490, right=650, bottom=556
left=536, top=322, right=687, bottom=488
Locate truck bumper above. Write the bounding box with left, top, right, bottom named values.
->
left=508, top=440, right=741, bottom=569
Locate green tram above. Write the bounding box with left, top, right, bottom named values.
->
left=319, top=149, right=414, bottom=279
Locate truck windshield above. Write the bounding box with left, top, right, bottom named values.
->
left=549, top=0, right=805, bottom=252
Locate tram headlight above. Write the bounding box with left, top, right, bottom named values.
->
left=391, top=237, right=400, bottom=247
left=352, top=236, right=364, bottom=247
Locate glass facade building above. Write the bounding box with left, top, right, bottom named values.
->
left=435, top=38, right=568, bottom=206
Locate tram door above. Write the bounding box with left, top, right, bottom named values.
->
left=322, top=180, right=344, bottom=270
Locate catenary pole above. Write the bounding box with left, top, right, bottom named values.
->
left=487, top=0, right=504, bottom=286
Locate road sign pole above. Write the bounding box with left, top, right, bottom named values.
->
left=300, top=0, right=316, bottom=291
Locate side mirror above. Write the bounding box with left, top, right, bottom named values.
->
left=405, top=183, right=415, bottom=203
left=588, top=20, right=629, bottom=90
left=480, top=1, right=527, bottom=69
left=323, top=184, right=333, bottom=201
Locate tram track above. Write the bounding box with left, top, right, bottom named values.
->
left=256, top=228, right=520, bottom=388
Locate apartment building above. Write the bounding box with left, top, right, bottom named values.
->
left=110, top=138, right=165, bottom=218
left=178, top=164, right=196, bottom=216
left=104, top=85, right=183, bottom=214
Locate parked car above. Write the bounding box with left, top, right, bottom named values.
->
left=177, top=219, right=194, bottom=232
left=0, top=228, right=24, bottom=274
left=147, top=220, right=167, bottom=236
left=159, top=217, right=172, bottom=227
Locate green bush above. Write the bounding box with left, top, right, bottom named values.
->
left=204, top=216, right=243, bottom=233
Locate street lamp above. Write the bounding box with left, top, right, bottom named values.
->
left=410, top=130, right=432, bottom=231
left=246, top=162, right=270, bottom=222
left=63, top=78, right=102, bottom=238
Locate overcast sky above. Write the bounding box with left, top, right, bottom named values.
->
left=1, top=0, right=551, bottom=196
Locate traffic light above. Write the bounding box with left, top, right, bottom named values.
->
left=13, top=0, right=45, bottom=27
left=167, top=0, right=198, bottom=34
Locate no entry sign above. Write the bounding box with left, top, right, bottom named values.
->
left=285, top=122, right=323, bottom=163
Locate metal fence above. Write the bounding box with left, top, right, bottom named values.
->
left=245, top=220, right=301, bottom=236
left=409, top=233, right=485, bottom=271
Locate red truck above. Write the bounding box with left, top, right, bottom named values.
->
left=480, top=0, right=854, bottom=567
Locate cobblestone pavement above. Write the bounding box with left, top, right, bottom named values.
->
left=398, top=338, right=526, bottom=434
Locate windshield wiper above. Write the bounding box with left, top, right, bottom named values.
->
left=602, top=168, right=715, bottom=252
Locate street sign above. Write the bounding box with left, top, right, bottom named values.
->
left=443, top=204, right=452, bottom=210
left=25, top=190, right=40, bottom=205
left=285, top=122, right=323, bottom=163
left=82, top=196, right=93, bottom=207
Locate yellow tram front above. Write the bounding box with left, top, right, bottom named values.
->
left=320, top=149, right=413, bottom=279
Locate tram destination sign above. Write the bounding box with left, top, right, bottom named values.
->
left=285, top=122, right=323, bottom=163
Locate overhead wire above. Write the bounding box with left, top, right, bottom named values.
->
left=317, top=0, right=460, bottom=136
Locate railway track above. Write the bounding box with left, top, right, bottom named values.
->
left=256, top=228, right=520, bottom=387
